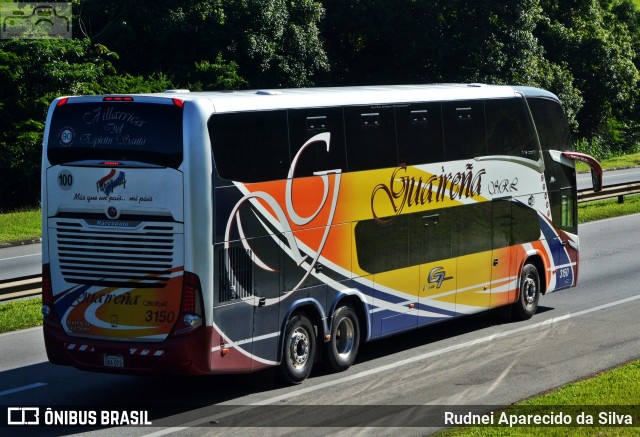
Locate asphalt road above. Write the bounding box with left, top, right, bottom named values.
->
left=576, top=166, right=640, bottom=190
left=1, top=213, right=639, bottom=436
left=0, top=242, right=41, bottom=281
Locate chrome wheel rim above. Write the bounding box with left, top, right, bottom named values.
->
left=335, top=317, right=355, bottom=358
left=289, top=327, right=310, bottom=369
left=523, top=276, right=537, bottom=306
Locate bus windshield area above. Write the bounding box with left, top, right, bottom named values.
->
left=47, top=101, right=183, bottom=168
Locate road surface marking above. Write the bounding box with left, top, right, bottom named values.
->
left=0, top=382, right=47, bottom=397
left=0, top=253, right=41, bottom=262
left=142, top=293, right=640, bottom=435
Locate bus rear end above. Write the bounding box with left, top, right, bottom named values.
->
left=41, top=96, right=209, bottom=374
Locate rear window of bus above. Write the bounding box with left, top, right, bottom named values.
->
left=47, top=101, right=183, bottom=168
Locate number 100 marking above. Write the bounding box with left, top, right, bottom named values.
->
left=58, top=170, right=73, bottom=190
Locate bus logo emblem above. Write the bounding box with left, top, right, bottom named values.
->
left=426, top=267, right=453, bottom=289
left=97, top=169, right=126, bottom=196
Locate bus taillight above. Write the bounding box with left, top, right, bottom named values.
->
left=103, top=96, right=134, bottom=102
left=41, top=264, right=59, bottom=327
left=171, top=271, right=204, bottom=337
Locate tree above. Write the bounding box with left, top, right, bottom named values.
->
left=320, top=0, right=583, bottom=128
left=537, top=0, right=640, bottom=142
left=75, top=0, right=329, bottom=88
left=0, top=38, right=171, bottom=210
left=0, top=39, right=114, bottom=209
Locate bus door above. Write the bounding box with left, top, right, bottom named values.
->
left=490, top=198, right=518, bottom=307
left=357, top=216, right=419, bottom=336
left=418, top=210, right=458, bottom=324
left=452, top=203, right=493, bottom=315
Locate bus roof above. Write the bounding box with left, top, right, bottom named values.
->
left=183, top=84, right=521, bottom=113
left=58, top=84, right=557, bottom=114
left=513, top=86, right=560, bottom=101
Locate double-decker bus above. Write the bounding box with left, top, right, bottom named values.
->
left=41, top=84, right=602, bottom=383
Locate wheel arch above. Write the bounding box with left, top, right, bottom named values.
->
left=521, top=253, right=547, bottom=296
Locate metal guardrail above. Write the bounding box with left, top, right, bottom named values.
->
left=577, top=181, right=640, bottom=203
left=0, top=275, right=42, bottom=302
left=0, top=182, right=638, bottom=302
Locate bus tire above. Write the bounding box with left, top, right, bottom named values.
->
left=326, top=305, right=360, bottom=372
left=512, top=263, right=540, bottom=321
left=279, top=314, right=316, bottom=384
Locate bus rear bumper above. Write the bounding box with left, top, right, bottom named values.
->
left=43, top=325, right=213, bottom=375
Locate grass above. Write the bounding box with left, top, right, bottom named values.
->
left=438, top=360, right=640, bottom=436
left=0, top=297, right=42, bottom=333
left=578, top=194, right=640, bottom=223
left=0, top=208, right=41, bottom=243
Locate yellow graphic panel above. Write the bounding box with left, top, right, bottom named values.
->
left=455, top=252, right=493, bottom=312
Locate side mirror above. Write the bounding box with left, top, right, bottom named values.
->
left=561, top=152, right=603, bottom=192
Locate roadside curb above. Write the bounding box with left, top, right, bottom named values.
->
left=0, top=238, right=42, bottom=249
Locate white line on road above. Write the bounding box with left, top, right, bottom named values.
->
left=0, top=253, right=41, bottom=262
left=142, top=293, right=640, bottom=436
left=0, top=382, right=47, bottom=397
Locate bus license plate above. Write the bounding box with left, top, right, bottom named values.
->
left=103, top=354, right=124, bottom=368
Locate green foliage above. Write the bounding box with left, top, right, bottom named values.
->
left=0, top=38, right=117, bottom=209
left=101, top=72, right=173, bottom=94
left=3, top=0, right=640, bottom=210
left=537, top=0, right=640, bottom=141
left=578, top=193, right=640, bottom=223
left=0, top=38, right=173, bottom=210
left=189, top=54, right=246, bottom=91
left=0, top=208, right=40, bottom=241
left=74, top=0, right=328, bottom=88
left=0, top=298, right=42, bottom=334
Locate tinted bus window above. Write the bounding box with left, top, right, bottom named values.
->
left=526, top=97, right=572, bottom=151
left=345, top=106, right=398, bottom=172
left=454, top=201, right=493, bottom=257
left=209, top=111, right=290, bottom=183
left=288, top=107, right=347, bottom=177
left=47, top=102, right=183, bottom=168
left=512, top=200, right=542, bottom=244
left=354, top=215, right=409, bottom=273
left=542, top=148, right=577, bottom=235
left=356, top=208, right=454, bottom=274
left=396, top=103, right=445, bottom=166
left=492, top=199, right=513, bottom=249
left=486, top=97, right=540, bottom=161
left=410, top=210, right=453, bottom=264
left=443, top=100, right=487, bottom=161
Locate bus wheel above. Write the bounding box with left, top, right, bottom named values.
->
left=326, top=305, right=360, bottom=372
left=512, top=264, right=540, bottom=321
left=279, top=314, right=316, bottom=384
